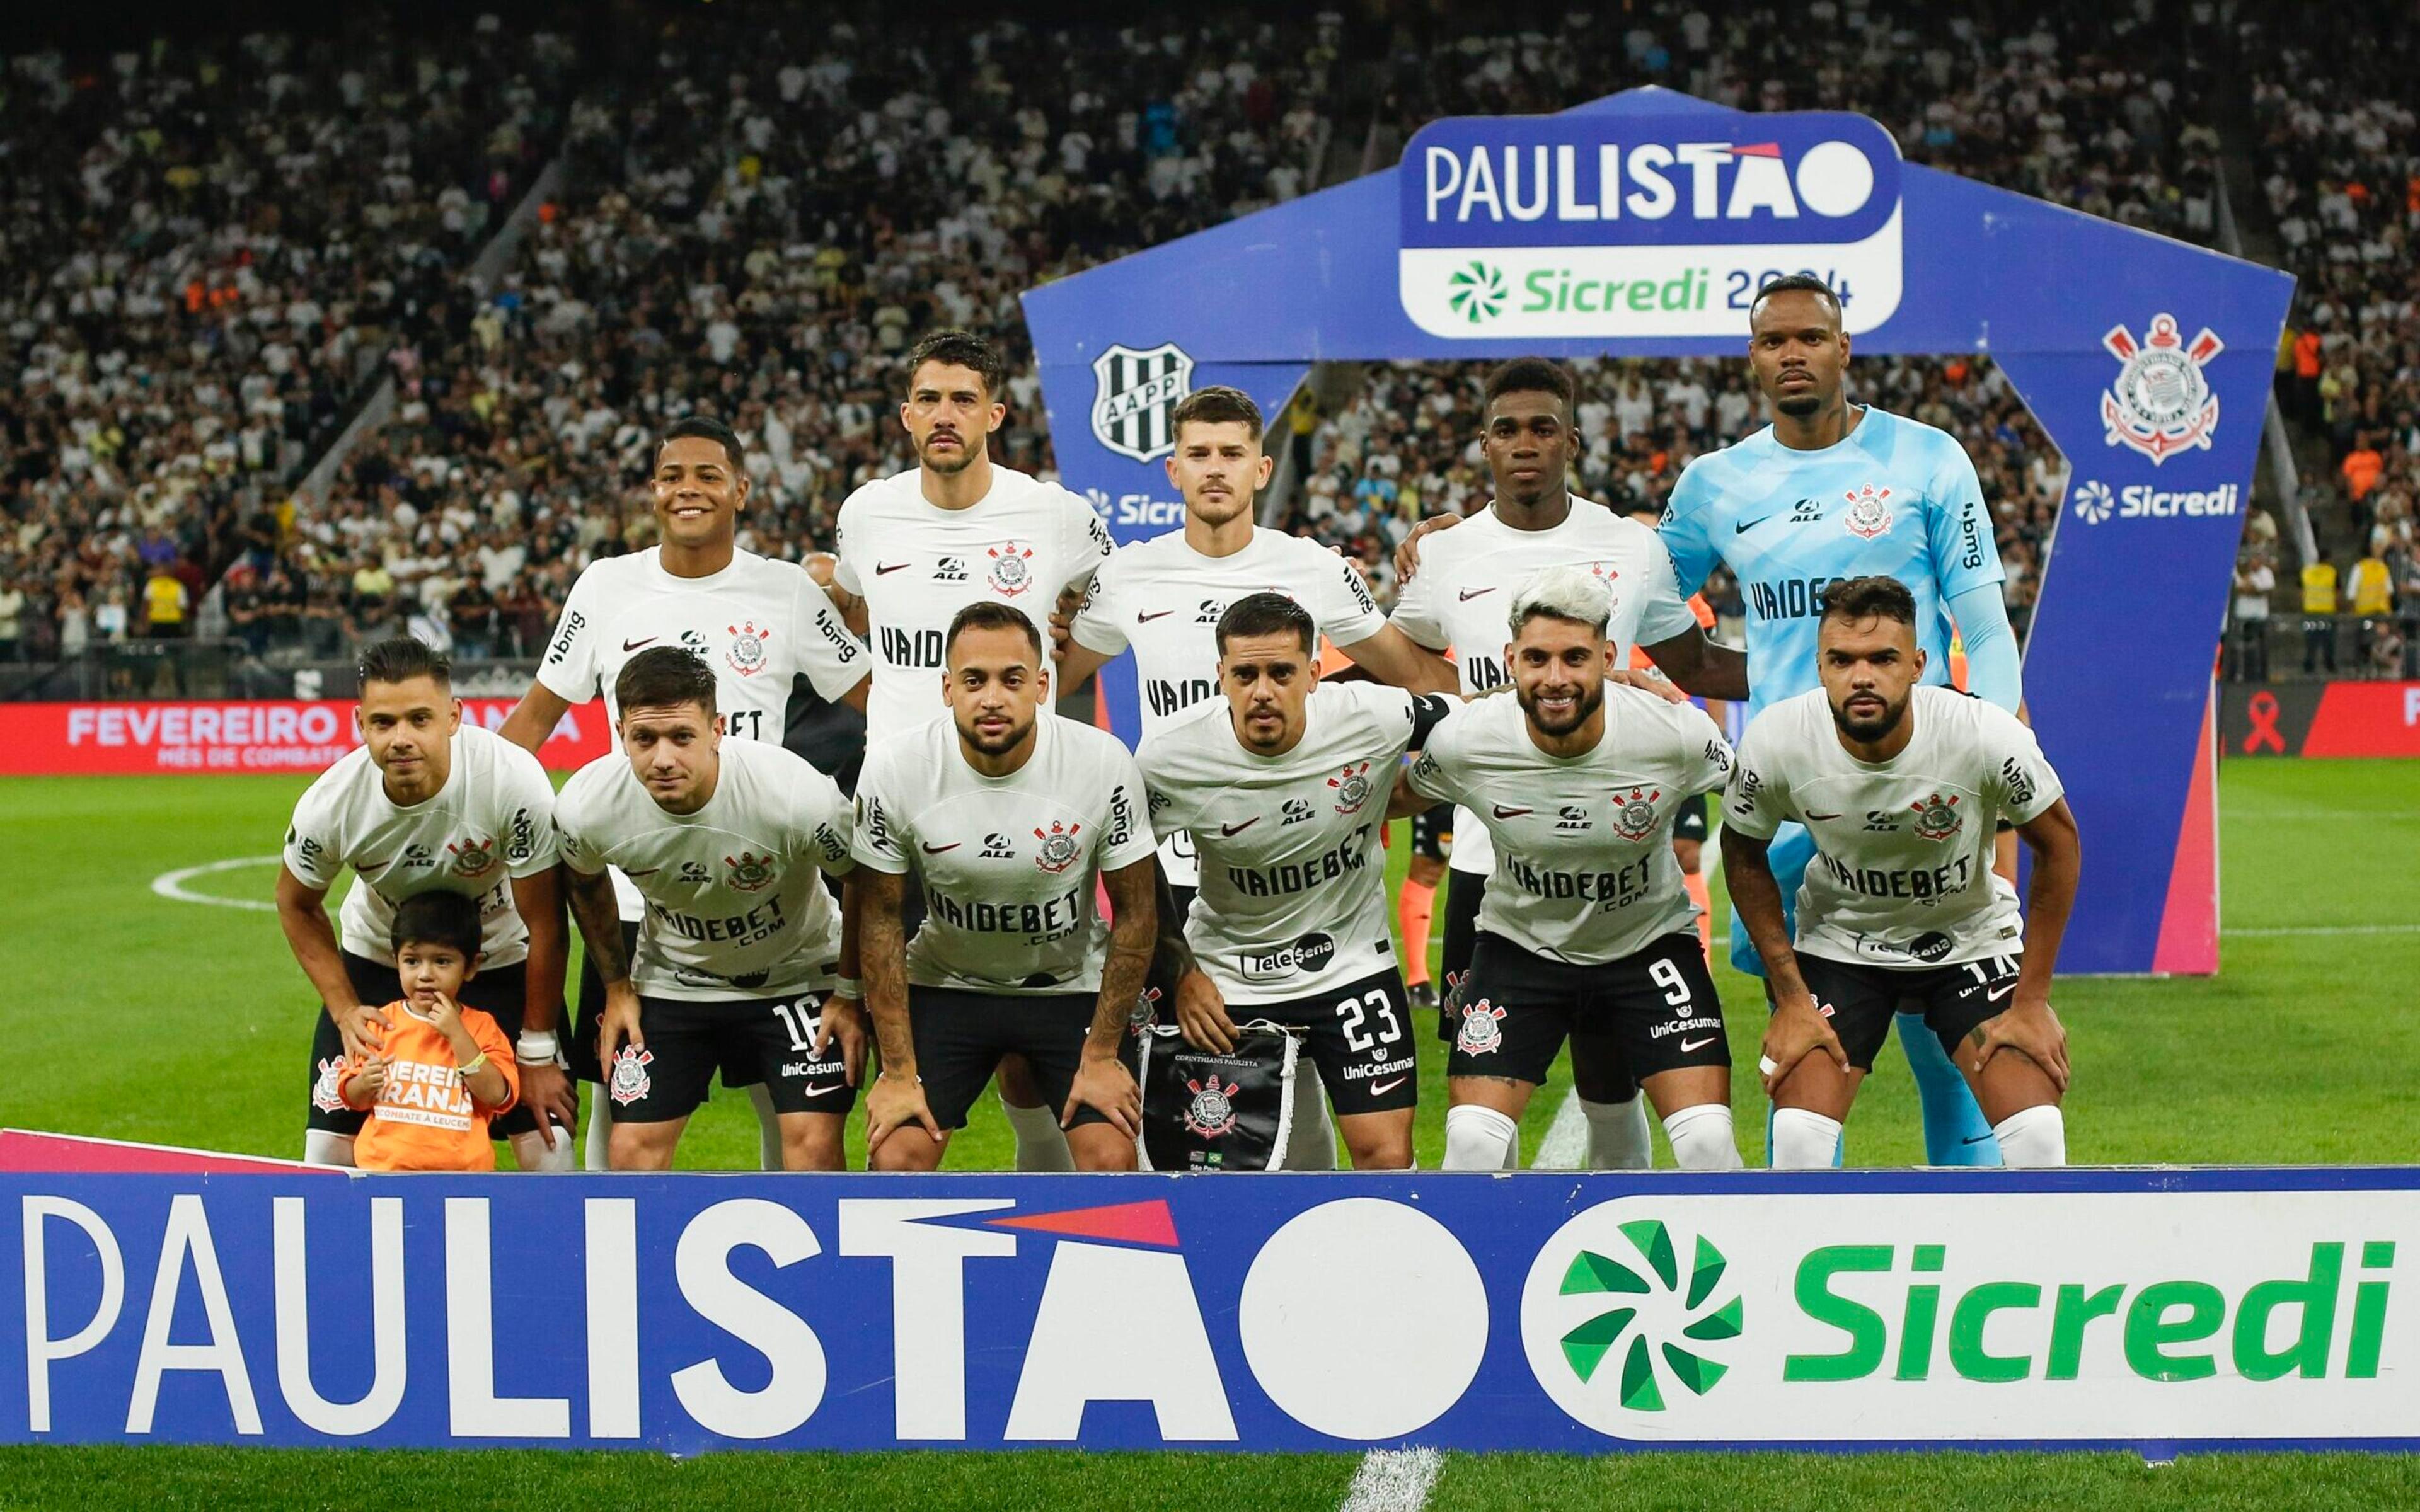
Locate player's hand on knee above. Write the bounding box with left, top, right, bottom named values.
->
left=1969, top=999, right=2069, bottom=1092
left=1063, top=1051, right=1142, bottom=1137
left=1393, top=513, right=1462, bottom=584
left=1604, top=667, right=1688, bottom=705
left=518, top=1062, right=575, bottom=1143
left=866, top=1070, right=940, bottom=1152
left=1760, top=992, right=1847, bottom=1094
left=1174, top=970, right=1236, bottom=1053
left=813, top=994, right=868, bottom=1085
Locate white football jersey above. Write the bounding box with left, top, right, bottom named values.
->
left=1724, top=685, right=2063, bottom=968
left=1391, top=498, right=1698, bottom=876
left=553, top=738, right=854, bottom=1002
left=535, top=546, right=866, bottom=747
left=284, top=723, right=561, bottom=969
left=1407, top=687, right=1731, bottom=965
left=1140, top=682, right=1448, bottom=1004
left=851, top=712, right=1155, bottom=994
left=833, top=465, right=1114, bottom=742
left=1072, top=525, right=1390, bottom=886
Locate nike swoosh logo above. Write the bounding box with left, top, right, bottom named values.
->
left=621, top=636, right=658, bottom=651
left=1369, top=1077, right=1408, bottom=1096
left=1138, top=610, right=1175, bottom=622
left=875, top=561, right=911, bottom=575
left=921, top=842, right=962, bottom=854
left=1220, top=816, right=1260, bottom=836
left=1963, top=1133, right=1998, bottom=1145
left=1986, top=984, right=2016, bottom=1003
left=623, top=867, right=661, bottom=877
left=1492, top=804, right=1531, bottom=818
left=1804, top=811, right=1843, bottom=820
left=1458, top=587, right=1497, bottom=601
left=355, top=860, right=390, bottom=874
left=1680, top=1036, right=1719, bottom=1053
left=1734, top=517, right=1773, bottom=534
left=801, top=1083, right=846, bottom=1098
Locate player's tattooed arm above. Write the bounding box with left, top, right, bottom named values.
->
left=561, top=866, right=631, bottom=986
left=851, top=871, right=914, bottom=1074
left=1070, top=857, right=1154, bottom=1137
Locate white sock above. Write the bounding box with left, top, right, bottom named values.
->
left=584, top=1094, right=614, bottom=1172
left=1771, top=1108, right=1845, bottom=1169
left=1004, top=1096, right=1075, bottom=1172
left=1443, top=1104, right=1520, bottom=1171
left=302, top=1130, right=356, bottom=1168
left=1661, top=1104, right=1744, bottom=1171
left=749, top=1082, right=783, bottom=1172
left=1281, top=1106, right=1339, bottom=1171
left=510, top=1128, right=576, bottom=1173
left=1992, top=1104, right=2066, bottom=1167
left=1581, top=1094, right=1653, bottom=1171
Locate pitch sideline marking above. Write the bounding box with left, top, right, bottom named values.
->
left=151, top=856, right=283, bottom=913
left=1339, top=1446, right=1446, bottom=1512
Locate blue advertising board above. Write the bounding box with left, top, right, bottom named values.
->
left=1020, top=88, right=2295, bottom=975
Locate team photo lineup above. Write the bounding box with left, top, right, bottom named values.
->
left=284, top=299, right=2078, bottom=1178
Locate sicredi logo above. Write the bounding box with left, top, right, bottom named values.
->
left=1400, top=110, right=1906, bottom=339
left=2070, top=479, right=2239, bottom=525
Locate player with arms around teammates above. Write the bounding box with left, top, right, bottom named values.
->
left=277, top=636, right=572, bottom=1169
left=1398, top=568, right=1743, bottom=1172
left=553, top=649, right=865, bottom=1171
left=850, top=602, right=1158, bottom=1172
left=1139, top=593, right=1457, bottom=1171
left=1723, top=577, right=2078, bottom=1167
left=502, top=416, right=870, bottom=1172
left=827, top=329, right=1116, bottom=1174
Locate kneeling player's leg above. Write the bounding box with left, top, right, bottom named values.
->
left=743, top=990, right=855, bottom=1172
left=604, top=996, right=719, bottom=1170
left=1736, top=825, right=1829, bottom=1166
left=1568, top=1038, right=1649, bottom=1171
left=1926, top=956, right=2065, bottom=1168
left=1443, top=939, right=1564, bottom=1170
left=1769, top=957, right=1890, bottom=1168
left=1896, top=828, right=2012, bottom=1167
left=1298, top=971, right=1417, bottom=1170
left=873, top=987, right=992, bottom=1172
left=1603, top=934, right=1740, bottom=1171
left=996, top=1054, right=1075, bottom=1172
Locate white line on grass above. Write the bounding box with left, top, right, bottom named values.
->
left=151, top=856, right=282, bottom=912
left=1339, top=1446, right=1444, bottom=1512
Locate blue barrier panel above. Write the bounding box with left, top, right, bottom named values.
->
left=6, top=1169, right=2414, bottom=1454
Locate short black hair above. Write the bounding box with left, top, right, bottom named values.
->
left=659, top=415, right=744, bottom=471
left=906, top=329, right=1006, bottom=400
left=1172, top=386, right=1265, bottom=444
left=615, top=646, right=719, bottom=716
left=1216, top=592, right=1317, bottom=656
left=390, top=890, right=482, bottom=961
left=1483, top=358, right=1576, bottom=416
left=945, top=600, right=1042, bottom=662
left=1818, top=575, right=1918, bottom=629
left=359, top=636, right=450, bottom=690
left=1749, top=272, right=1844, bottom=326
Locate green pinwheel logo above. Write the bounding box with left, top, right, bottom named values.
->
left=1556, top=1218, right=1742, bottom=1411
left=1446, top=261, right=1507, bottom=323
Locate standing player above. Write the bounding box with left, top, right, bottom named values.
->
left=1397, top=569, right=1741, bottom=1172
left=851, top=603, right=1156, bottom=1171
left=1138, top=594, right=1456, bottom=1170
left=1662, top=275, right=2026, bottom=1166
left=277, top=637, right=571, bottom=1169
left=554, top=650, right=863, bottom=1171
left=1722, top=578, right=2077, bottom=1167
left=831, top=329, right=1116, bottom=1172
left=501, top=416, right=870, bottom=1172
left=1390, top=358, right=1744, bottom=1170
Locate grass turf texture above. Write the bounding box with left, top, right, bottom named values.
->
left=1, top=758, right=2413, bottom=1502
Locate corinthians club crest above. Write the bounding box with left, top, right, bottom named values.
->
left=1090, top=341, right=1194, bottom=463
left=986, top=541, right=1036, bottom=597
left=1456, top=999, right=1507, bottom=1057
left=1610, top=786, right=1662, bottom=842
left=1034, top=819, right=1084, bottom=874
left=1841, top=484, right=1893, bottom=540
left=2102, top=313, right=2223, bottom=464
left=725, top=620, right=773, bottom=677
left=1910, top=792, right=1963, bottom=842
left=1182, top=1075, right=1240, bottom=1139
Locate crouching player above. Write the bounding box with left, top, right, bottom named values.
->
left=1721, top=576, right=2080, bottom=1167
left=340, top=892, right=522, bottom=1171
left=1398, top=567, right=1743, bottom=1172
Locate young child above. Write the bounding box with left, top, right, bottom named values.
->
left=342, top=891, right=522, bottom=1171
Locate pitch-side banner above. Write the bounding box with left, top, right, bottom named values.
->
left=6, top=1170, right=2413, bottom=1454
left=0, top=700, right=608, bottom=776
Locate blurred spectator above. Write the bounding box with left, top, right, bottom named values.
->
left=2231, top=548, right=2275, bottom=682
left=142, top=563, right=190, bottom=640
left=2300, top=552, right=2339, bottom=674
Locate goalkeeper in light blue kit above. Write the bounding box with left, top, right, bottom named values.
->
left=1661, top=273, right=2024, bottom=1167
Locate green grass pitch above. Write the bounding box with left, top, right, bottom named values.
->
left=1, top=757, right=2413, bottom=1505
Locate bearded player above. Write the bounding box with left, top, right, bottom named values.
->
left=1723, top=577, right=2077, bottom=1167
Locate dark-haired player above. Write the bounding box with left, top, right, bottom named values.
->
left=1138, top=593, right=1456, bottom=1170
left=1723, top=576, right=2077, bottom=1167
left=502, top=416, right=872, bottom=1171
left=1389, top=357, right=1744, bottom=1169
left=554, top=648, right=862, bottom=1171
left=850, top=602, right=1156, bottom=1172
left=278, top=636, right=568, bottom=1168
left=831, top=329, right=1117, bottom=1171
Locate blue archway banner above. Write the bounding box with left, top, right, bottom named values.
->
left=1023, top=86, right=2293, bottom=976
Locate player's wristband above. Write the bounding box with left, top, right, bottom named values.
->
left=514, top=1030, right=561, bottom=1063
left=833, top=976, right=863, bottom=1000
left=457, top=1052, right=491, bottom=1080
